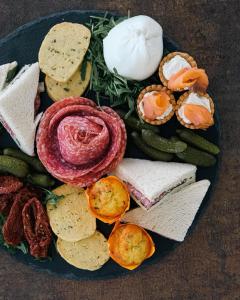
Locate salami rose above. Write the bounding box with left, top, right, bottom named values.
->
left=37, top=97, right=127, bottom=187
left=22, top=197, right=52, bottom=258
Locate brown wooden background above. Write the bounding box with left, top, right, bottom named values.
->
left=0, top=0, right=239, bottom=299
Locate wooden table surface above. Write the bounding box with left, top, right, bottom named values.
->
left=0, top=0, right=239, bottom=299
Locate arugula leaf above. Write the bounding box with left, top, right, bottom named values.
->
left=16, top=242, right=28, bottom=254
left=80, top=58, right=88, bottom=81
left=40, top=188, right=64, bottom=206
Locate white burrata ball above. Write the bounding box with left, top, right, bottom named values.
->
left=103, top=15, right=163, bottom=81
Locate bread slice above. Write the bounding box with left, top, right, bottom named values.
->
left=112, top=158, right=196, bottom=210
left=0, top=62, right=41, bottom=156
left=0, top=61, right=18, bottom=91
left=122, top=180, right=210, bottom=242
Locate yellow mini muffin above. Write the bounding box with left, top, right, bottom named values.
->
left=108, top=223, right=155, bottom=270
left=86, top=176, right=130, bottom=224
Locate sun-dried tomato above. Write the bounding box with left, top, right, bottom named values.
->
left=0, top=176, right=23, bottom=194
left=0, top=194, right=14, bottom=215
left=22, top=197, right=51, bottom=258
left=2, top=187, right=39, bottom=246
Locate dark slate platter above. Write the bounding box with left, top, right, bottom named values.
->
left=0, top=10, right=221, bottom=280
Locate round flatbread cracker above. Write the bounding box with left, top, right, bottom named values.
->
left=45, top=62, right=91, bottom=101
left=47, top=185, right=96, bottom=242
left=57, top=231, right=110, bottom=271
left=39, top=22, right=91, bottom=82
left=53, top=183, right=82, bottom=197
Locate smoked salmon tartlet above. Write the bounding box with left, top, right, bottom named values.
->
left=137, top=85, right=176, bottom=125
left=159, top=52, right=209, bottom=93
left=175, top=91, right=214, bottom=129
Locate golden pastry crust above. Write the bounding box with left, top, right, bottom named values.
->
left=108, top=223, right=155, bottom=270
left=86, top=176, right=130, bottom=224
left=159, top=52, right=197, bottom=89
left=175, top=91, right=215, bottom=129
left=137, top=85, right=176, bottom=125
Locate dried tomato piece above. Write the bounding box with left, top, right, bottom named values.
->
left=0, top=176, right=23, bottom=194
left=0, top=194, right=14, bottom=215
left=2, top=187, right=39, bottom=246
left=22, top=197, right=51, bottom=258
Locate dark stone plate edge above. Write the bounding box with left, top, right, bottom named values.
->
left=0, top=10, right=221, bottom=281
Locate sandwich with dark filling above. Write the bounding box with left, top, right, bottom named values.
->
left=112, top=158, right=197, bottom=211
left=0, top=61, right=18, bottom=92
left=0, top=62, right=42, bottom=156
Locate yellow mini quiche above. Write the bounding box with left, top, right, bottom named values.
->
left=86, top=176, right=130, bottom=224
left=108, top=223, right=155, bottom=270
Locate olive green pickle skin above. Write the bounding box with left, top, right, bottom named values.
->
left=131, top=131, right=173, bottom=161
left=116, top=110, right=159, bottom=133
left=3, top=148, right=46, bottom=173
left=0, top=155, right=30, bottom=177
left=176, top=146, right=216, bottom=167
left=27, top=173, right=55, bottom=188
left=170, top=136, right=216, bottom=167
left=141, top=129, right=187, bottom=154
left=176, top=129, right=220, bottom=155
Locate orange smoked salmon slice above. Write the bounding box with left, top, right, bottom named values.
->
left=143, top=92, right=170, bottom=120
left=184, top=104, right=213, bottom=128
left=168, top=68, right=209, bottom=92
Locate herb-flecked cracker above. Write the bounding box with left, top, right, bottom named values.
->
left=47, top=184, right=96, bottom=242
left=38, top=22, right=91, bottom=82
left=45, top=62, right=91, bottom=101
left=57, top=231, right=110, bottom=271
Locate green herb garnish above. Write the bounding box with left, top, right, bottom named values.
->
left=80, top=58, right=88, bottom=81
left=0, top=214, right=28, bottom=254
left=41, top=188, right=64, bottom=206
left=85, top=13, right=155, bottom=116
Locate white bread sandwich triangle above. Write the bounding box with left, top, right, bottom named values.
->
left=112, top=158, right=197, bottom=211
left=0, top=61, right=18, bottom=91
left=0, top=62, right=42, bottom=156
left=122, top=180, right=210, bottom=242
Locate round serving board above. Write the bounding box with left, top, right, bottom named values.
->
left=0, top=10, right=220, bottom=280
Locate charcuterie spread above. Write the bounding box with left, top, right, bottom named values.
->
left=0, top=12, right=220, bottom=274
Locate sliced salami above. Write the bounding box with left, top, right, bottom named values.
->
left=37, top=97, right=127, bottom=187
